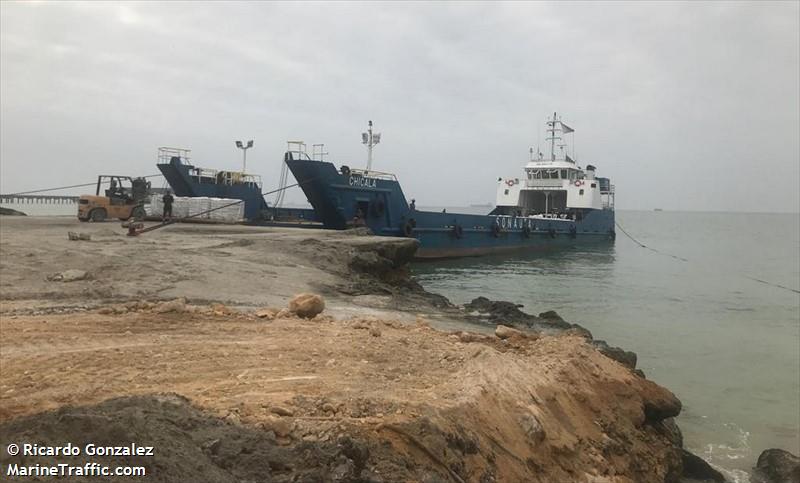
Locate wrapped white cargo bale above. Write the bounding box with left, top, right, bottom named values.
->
left=145, top=194, right=243, bottom=222
left=146, top=193, right=163, bottom=216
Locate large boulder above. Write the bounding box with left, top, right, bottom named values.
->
left=639, top=379, right=682, bottom=423
left=495, top=324, right=525, bottom=340
left=681, top=449, right=726, bottom=482
left=753, top=449, right=800, bottom=483
left=288, top=293, right=325, bottom=319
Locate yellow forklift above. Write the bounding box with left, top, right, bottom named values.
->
left=78, top=176, right=151, bottom=222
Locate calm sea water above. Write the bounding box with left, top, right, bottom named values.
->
left=412, top=209, right=800, bottom=481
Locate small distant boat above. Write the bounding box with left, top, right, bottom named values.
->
left=654, top=208, right=663, bottom=212
left=285, top=113, right=616, bottom=258
left=469, top=202, right=493, bottom=208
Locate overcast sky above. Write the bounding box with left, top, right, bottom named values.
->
left=1, top=1, right=798, bottom=212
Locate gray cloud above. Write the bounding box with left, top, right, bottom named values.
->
left=2, top=1, right=798, bottom=212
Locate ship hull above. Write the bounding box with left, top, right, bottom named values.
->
left=287, top=158, right=615, bottom=259
left=158, top=157, right=317, bottom=223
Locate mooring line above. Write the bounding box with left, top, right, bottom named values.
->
left=744, top=277, right=800, bottom=295
left=615, top=221, right=688, bottom=262
left=3, top=174, right=164, bottom=197
left=615, top=221, right=799, bottom=295
left=131, top=177, right=316, bottom=235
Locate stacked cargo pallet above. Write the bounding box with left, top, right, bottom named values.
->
left=146, top=195, right=244, bottom=222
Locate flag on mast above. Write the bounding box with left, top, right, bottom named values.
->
left=561, top=122, right=574, bottom=134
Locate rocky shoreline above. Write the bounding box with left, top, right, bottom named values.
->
left=0, top=217, right=797, bottom=482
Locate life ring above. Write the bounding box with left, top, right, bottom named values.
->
left=340, top=165, right=351, bottom=177
left=402, top=221, right=414, bottom=237
left=505, top=179, right=514, bottom=187
left=452, top=224, right=464, bottom=239
left=574, top=180, right=583, bottom=187
left=522, top=225, right=531, bottom=238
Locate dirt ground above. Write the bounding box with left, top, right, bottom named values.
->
left=0, top=217, right=450, bottom=322
left=0, top=217, right=691, bottom=482
left=1, top=305, right=684, bottom=482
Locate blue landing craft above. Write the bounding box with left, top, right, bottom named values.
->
left=286, top=114, right=616, bottom=258
left=156, top=147, right=317, bottom=223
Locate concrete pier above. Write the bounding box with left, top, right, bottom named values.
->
left=0, top=194, right=78, bottom=204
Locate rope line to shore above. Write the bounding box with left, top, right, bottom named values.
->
left=614, top=221, right=688, bottom=261
left=3, top=174, right=165, bottom=197
left=615, top=221, right=800, bottom=295
left=743, top=276, right=800, bottom=295
left=133, top=178, right=315, bottom=235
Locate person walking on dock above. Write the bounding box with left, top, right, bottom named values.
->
left=162, top=190, right=174, bottom=220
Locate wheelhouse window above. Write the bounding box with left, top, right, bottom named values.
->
left=560, top=170, right=567, bottom=179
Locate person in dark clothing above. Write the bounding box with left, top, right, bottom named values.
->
left=410, top=199, right=416, bottom=211
left=162, top=190, right=174, bottom=220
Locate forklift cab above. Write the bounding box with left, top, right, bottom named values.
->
left=78, top=176, right=151, bottom=222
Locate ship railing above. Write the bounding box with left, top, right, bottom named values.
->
left=601, top=184, right=615, bottom=210
left=158, top=146, right=191, bottom=164
left=349, top=168, right=397, bottom=181
left=285, top=150, right=312, bottom=161
left=188, top=167, right=262, bottom=189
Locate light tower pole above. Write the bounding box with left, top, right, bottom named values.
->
left=361, top=120, right=381, bottom=172
left=235, top=140, right=254, bottom=173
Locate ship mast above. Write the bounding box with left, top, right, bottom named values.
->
left=362, top=120, right=381, bottom=172
left=546, top=112, right=562, bottom=161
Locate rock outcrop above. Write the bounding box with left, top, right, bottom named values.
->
left=464, top=297, right=640, bottom=371
left=681, top=449, right=727, bottom=482
left=0, top=207, right=26, bottom=216
left=753, top=448, right=800, bottom=483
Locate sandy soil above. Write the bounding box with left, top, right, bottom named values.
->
left=0, top=217, right=445, bottom=322
left=1, top=305, right=683, bottom=482
left=0, top=217, right=698, bottom=482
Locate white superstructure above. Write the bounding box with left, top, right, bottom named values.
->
left=495, top=113, right=614, bottom=219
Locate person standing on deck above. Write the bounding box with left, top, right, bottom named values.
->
left=162, top=190, right=174, bottom=220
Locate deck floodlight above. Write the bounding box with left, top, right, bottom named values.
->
left=247, top=140, right=253, bottom=148
left=235, top=141, right=243, bottom=148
